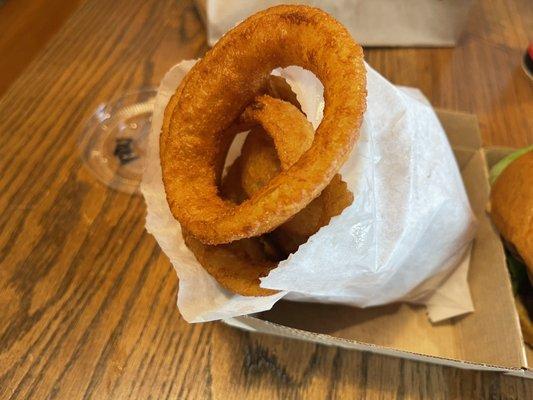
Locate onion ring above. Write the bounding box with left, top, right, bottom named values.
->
left=183, top=92, right=354, bottom=295
left=181, top=96, right=324, bottom=296
left=239, top=99, right=353, bottom=254
left=181, top=232, right=279, bottom=297
left=161, top=5, right=366, bottom=245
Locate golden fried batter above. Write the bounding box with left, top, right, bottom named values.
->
left=240, top=97, right=353, bottom=254
left=161, top=5, right=366, bottom=245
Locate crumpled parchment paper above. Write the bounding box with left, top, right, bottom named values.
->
left=141, top=60, right=476, bottom=323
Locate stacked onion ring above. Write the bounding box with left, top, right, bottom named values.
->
left=161, top=5, right=366, bottom=296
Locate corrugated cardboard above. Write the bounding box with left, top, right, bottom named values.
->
left=223, top=111, right=533, bottom=378
left=484, top=146, right=533, bottom=378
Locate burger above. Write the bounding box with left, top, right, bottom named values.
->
left=489, top=147, right=533, bottom=346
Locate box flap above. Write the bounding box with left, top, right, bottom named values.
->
left=483, top=146, right=517, bottom=170
left=483, top=146, right=533, bottom=372
left=229, top=315, right=516, bottom=373
left=436, top=110, right=482, bottom=151
left=436, top=109, right=480, bottom=170
left=456, top=150, right=525, bottom=367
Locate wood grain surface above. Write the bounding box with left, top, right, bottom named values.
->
left=0, top=0, right=83, bottom=96
left=0, top=0, right=532, bottom=399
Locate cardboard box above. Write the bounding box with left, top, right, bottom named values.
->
left=195, top=0, right=473, bottom=47
left=224, top=111, right=533, bottom=378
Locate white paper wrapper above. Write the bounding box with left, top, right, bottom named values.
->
left=141, top=60, right=476, bottom=323
left=195, top=0, right=473, bottom=47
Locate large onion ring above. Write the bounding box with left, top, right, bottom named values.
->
left=161, top=5, right=366, bottom=245
left=181, top=96, right=323, bottom=296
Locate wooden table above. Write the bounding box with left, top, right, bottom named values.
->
left=0, top=0, right=532, bottom=398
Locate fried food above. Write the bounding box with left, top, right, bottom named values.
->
left=161, top=5, right=366, bottom=245
left=241, top=132, right=354, bottom=254
left=239, top=98, right=353, bottom=254
left=161, top=5, right=364, bottom=296
left=267, top=75, right=301, bottom=112
left=489, top=149, right=533, bottom=346
left=220, top=155, right=246, bottom=204
left=239, top=129, right=280, bottom=196
left=238, top=95, right=314, bottom=200
left=241, top=95, right=315, bottom=170
left=181, top=92, right=354, bottom=295
left=182, top=139, right=283, bottom=297
left=278, top=175, right=353, bottom=253
left=181, top=96, right=318, bottom=296
left=181, top=231, right=278, bottom=296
